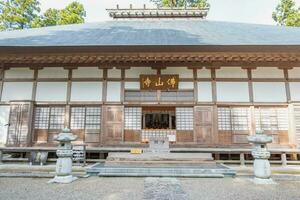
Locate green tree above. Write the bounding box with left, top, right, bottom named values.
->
left=31, top=8, right=60, bottom=28
left=31, top=1, right=85, bottom=28
left=152, top=0, right=210, bottom=8
left=59, top=1, right=85, bottom=25
left=0, top=1, right=85, bottom=30
left=0, top=0, right=41, bottom=30
left=272, top=0, right=300, bottom=27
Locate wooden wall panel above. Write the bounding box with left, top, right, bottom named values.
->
left=218, top=131, right=232, bottom=145
left=72, top=129, right=84, bottom=142
left=102, top=105, right=124, bottom=145
left=33, top=129, right=48, bottom=143
left=176, top=131, right=193, bottom=143
left=85, top=133, right=100, bottom=143
left=124, top=130, right=141, bottom=142
left=194, top=106, right=213, bottom=145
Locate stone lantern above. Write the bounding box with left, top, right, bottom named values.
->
left=247, top=130, right=275, bottom=184
left=48, top=128, right=78, bottom=184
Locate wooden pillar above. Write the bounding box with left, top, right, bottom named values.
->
left=64, top=69, right=72, bottom=128
left=247, top=68, right=254, bottom=103
left=102, top=68, right=108, bottom=103
left=283, top=68, right=291, bottom=102
left=120, top=68, right=125, bottom=103
left=0, top=149, right=3, bottom=164
left=211, top=68, right=217, bottom=103
left=0, top=65, right=5, bottom=100
left=250, top=106, right=256, bottom=135
left=193, top=68, right=198, bottom=103
left=31, top=68, right=39, bottom=101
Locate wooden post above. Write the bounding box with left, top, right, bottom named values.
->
left=0, top=150, right=3, bottom=164
left=240, top=153, right=246, bottom=166
left=281, top=153, right=287, bottom=167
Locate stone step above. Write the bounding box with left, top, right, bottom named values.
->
left=87, top=163, right=236, bottom=178
left=107, top=152, right=214, bottom=162
left=104, top=160, right=217, bottom=167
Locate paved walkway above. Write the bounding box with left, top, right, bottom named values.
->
left=1, top=177, right=300, bottom=200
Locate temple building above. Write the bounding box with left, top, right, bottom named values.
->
left=0, top=5, right=300, bottom=153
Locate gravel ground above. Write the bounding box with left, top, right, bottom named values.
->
left=1, top=177, right=300, bottom=200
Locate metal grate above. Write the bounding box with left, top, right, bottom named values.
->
left=124, top=107, right=142, bottom=130
left=176, top=107, right=193, bottom=130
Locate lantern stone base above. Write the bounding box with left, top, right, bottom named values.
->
left=252, top=177, right=276, bottom=185
left=48, top=175, right=78, bottom=184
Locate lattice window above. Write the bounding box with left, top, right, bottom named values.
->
left=34, top=107, right=50, bottom=129
left=70, top=106, right=101, bottom=131
left=218, top=107, right=231, bottom=131
left=255, top=107, right=288, bottom=131
left=124, top=107, right=142, bottom=130
left=231, top=108, right=250, bottom=131
left=218, top=107, right=250, bottom=131
left=49, top=107, right=65, bottom=129
left=70, top=107, right=85, bottom=129
left=176, top=107, right=193, bottom=130
left=86, top=107, right=101, bottom=130
left=34, top=106, right=65, bottom=130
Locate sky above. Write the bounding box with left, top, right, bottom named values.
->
left=38, top=0, right=300, bottom=25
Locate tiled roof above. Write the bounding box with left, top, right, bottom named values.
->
left=0, top=19, right=300, bottom=46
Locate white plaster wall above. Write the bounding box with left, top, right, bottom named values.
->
left=38, top=67, right=68, bottom=78
left=1, top=82, right=33, bottom=101
left=107, top=82, right=121, bottom=102
left=162, top=67, right=193, bottom=78
left=197, top=68, right=211, bottom=78
left=126, top=67, right=156, bottom=78
left=252, top=67, right=284, bottom=79
left=290, top=82, right=300, bottom=101
left=107, top=68, right=121, bottom=78
left=0, top=106, right=9, bottom=146
left=125, top=82, right=140, bottom=90
left=179, top=82, right=194, bottom=89
left=71, top=82, right=102, bottom=101
left=217, top=82, right=249, bottom=102
left=36, top=82, right=67, bottom=101
left=289, top=68, right=300, bottom=79
left=5, top=68, right=34, bottom=79
left=72, top=67, right=103, bottom=78
left=253, top=82, right=286, bottom=102
left=216, top=67, right=247, bottom=78
left=197, top=82, right=212, bottom=102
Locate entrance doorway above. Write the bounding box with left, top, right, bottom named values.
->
left=142, top=107, right=176, bottom=130
left=6, top=102, right=33, bottom=147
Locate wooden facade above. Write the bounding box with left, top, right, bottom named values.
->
left=0, top=47, right=299, bottom=150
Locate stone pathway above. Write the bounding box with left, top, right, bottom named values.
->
left=143, top=177, right=189, bottom=200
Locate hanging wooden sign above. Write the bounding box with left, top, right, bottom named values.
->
left=140, top=74, right=179, bottom=90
